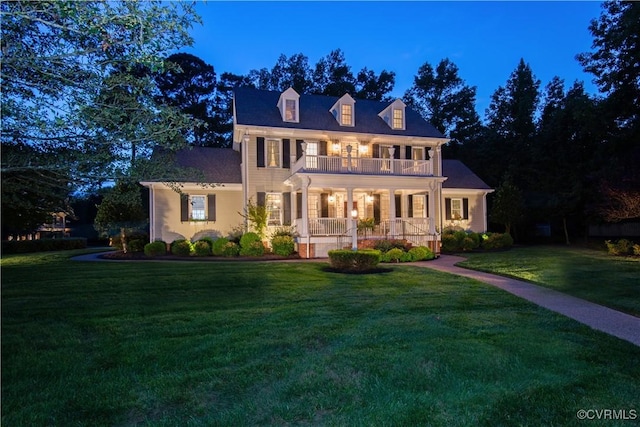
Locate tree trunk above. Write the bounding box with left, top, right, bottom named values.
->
left=562, top=217, right=570, bottom=245
left=120, top=227, right=129, bottom=253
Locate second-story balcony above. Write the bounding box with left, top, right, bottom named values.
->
left=292, top=154, right=434, bottom=177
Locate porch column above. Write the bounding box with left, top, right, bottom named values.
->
left=388, top=146, right=395, bottom=174
left=301, top=177, right=310, bottom=236
left=347, top=186, right=356, bottom=228
left=388, top=188, right=396, bottom=237
left=428, top=182, right=437, bottom=234
left=428, top=148, right=434, bottom=176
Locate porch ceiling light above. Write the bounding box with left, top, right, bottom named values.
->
left=351, top=209, right=358, bottom=219
left=359, top=145, right=368, bottom=154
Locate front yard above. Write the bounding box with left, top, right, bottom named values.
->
left=1, top=250, right=639, bottom=426
left=457, top=245, right=640, bottom=317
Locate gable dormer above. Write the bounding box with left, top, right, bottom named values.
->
left=378, top=99, right=406, bottom=130
left=330, top=94, right=356, bottom=127
left=277, top=87, right=300, bottom=123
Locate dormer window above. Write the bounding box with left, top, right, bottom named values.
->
left=330, top=94, right=356, bottom=127
left=393, top=108, right=403, bottom=129
left=379, top=99, right=406, bottom=130
left=341, top=104, right=353, bottom=126
left=277, top=87, right=299, bottom=123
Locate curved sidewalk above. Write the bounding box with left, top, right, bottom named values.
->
left=419, top=255, right=640, bottom=347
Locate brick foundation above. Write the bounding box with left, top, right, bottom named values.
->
left=297, top=243, right=316, bottom=259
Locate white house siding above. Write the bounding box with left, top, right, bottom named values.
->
left=441, top=190, right=489, bottom=233
left=245, top=136, right=292, bottom=203
left=148, top=185, right=243, bottom=243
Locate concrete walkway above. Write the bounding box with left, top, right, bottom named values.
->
left=418, top=255, right=640, bottom=347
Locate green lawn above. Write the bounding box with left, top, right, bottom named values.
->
left=457, top=245, right=640, bottom=317
left=2, top=250, right=639, bottom=426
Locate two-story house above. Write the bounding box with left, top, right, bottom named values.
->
left=142, top=87, right=492, bottom=257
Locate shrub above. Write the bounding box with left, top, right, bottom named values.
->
left=222, top=241, right=240, bottom=257
left=634, top=244, right=640, bottom=257
left=212, top=237, right=229, bottom=256
left=373, top=239, right=411, bottom=252
left=2, top=238, right=87, bottom=254
left=328, top=249, right=381, bottom=272
left=272, top=226, right=296, bottom=237
left=110, top=231, right=148, bottom=250
left=408, top=246, right=435, bottom=261
left=171, top=239, right=193, bottom=256
left=198, top=237, right=215, bottom=249
left=144, top=241, right=167, bottom=257
left=382, top=248, right=404, bottom=263
left=399, top=252, right=413, bottom=262
left=240, top=232, right=261, bottom=249
left=461, top=236, right=477, bottom=251
left=193, top=240, right=212, bottom=257
left=240, top=241, right=265, bottom=257
left=482, top=233, right=513, bottom=250
left=605, top=239, right=634, bottom=256
left=441, top=233, right=459, bottom=252
left=128, top=239, right=145, bottom=253
left=271, top=235, right=295, bottom=257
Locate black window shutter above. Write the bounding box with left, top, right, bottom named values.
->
left=320, top=193, right=329, bottom=218
left=207, top=195, right=216, bottom=221
left=257, top=192, right=266, bottom=206
left=373, top=194, right=381, bottom=224
left=296, top=192, right=302, bottom=219
left=445, top=198, right=452, bottom=220
left=395, top=194, right=402, bottom=218
left=393, top=145, right=401, bottom=159
left=257, top=137, right=265, bottom=168
left=372, top=144, right=380, bottom=158
left=319, top=141, right=328, bottom=156
left=463, top=198, right=469, bottom=220
left=282, top=139, right=290, bottom=168
left=180, top=194, right=189, bottom=222
left=405, top=146, right=412, bottom=160
left=408, top=195, right=414, bottom=218
left=283, top=192, right=291, bottom=225
left=296, top=140, right=304, bottom=160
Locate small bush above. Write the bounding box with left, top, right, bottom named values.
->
left=482, top=233, right=513, bottom=250
left=271, top=235, right=295, bottom=257
left=399, top=252, right=413, bottom=262
left=110, top=231, right=148, bottom=250
left=408, top=246, right=435, bottom=261
left=605, top=239, right=634, bottom=256
left=272, top=226, right=296, bottom=237
left=222, top=241, right=240, bottom=257
left=171, top=239, right=193, bottom=256
left=328, top=249, right=381, bottom=272
left=198, top=237, right=215, bottom=249
left=634, top=244, right=640, bottom=256
left=128, top=239, right=145, bottom=253
left=373, top=239, right=411, bottom=252
left=144, top=241, right=167, bottom=257
left=382, top=248, right=404, bottom=263
left=240, top=241, right=265, bottom=257
left=212, top=237, right=229, bottom=256
left=240, top=232, right=261, bottom=249
left=193, top=240, right=212, bottom=257
left=441, top=233, right=459, bottom=252
left=461, top=236, right=477, bottom=251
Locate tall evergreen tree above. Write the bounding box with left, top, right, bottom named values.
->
left=312, top=49, right=356, bottom=96
left=155, top=53, right=218, bottom=147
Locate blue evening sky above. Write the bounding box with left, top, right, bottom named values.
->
left=185, top=1, right=604, bottom=117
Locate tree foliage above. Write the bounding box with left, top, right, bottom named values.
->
left=94, top=181, right=147, bottom=252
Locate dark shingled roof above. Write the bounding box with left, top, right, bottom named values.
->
left=442, top=160, right=492, bottom=190
left=173, top=147, right=242, bottom=183
left=234, top=87, right=446, bottom=139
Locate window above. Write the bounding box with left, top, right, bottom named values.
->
left=341, top=104, right=352, bottom=126
left=412, top=147, right=424, bottom=160
left=413, top=195, right=425, bottom=218
left=266, top=139, right=280, bottom=167
left=190, top=195, right=206, bottom=220
left=305, top=141, right=318, bottom=168
left=285, top=99, right=297, bottom=121
left=393, top=108, right=404, bottom=129
left=266, top=193, right=282, bottom=226
left=451, top=198, right=463, bottom=220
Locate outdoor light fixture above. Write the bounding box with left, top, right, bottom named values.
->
left=351, top=208, right=358, bottom=251
left=366, top=194, right=374, bottom=203
left=328, top=194, right=335, bottom=203
left=359, top=145, right=368, bottom=154
left=351, top=209, right=358, bottom=219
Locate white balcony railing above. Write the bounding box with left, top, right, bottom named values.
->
left=295, top=217, right=435, bottom=237
left=291, top=155, right=433, bottom=176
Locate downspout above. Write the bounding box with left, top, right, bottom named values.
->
left=242, top=132, right=250, bottom=231
left=149, top=184, right=155, bottom=242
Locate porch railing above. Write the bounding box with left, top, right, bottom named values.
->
left=291, top=155, right=433, bottom=176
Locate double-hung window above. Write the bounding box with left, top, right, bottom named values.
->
left=190, top=195, right=206, bottom=220
left=393, top=108, right=404, bottom=129
left=341, top=104, right=353, bottom=126
left=305, top=141, right=318, bottom=168
left=266, top=193, right=282, bottom=226
left=450, top=198, right=463, bottom=220
left=285, top=99, right=297, bottom=121
left=266, top=139, right=281, bottom=168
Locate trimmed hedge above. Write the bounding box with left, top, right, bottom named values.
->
left=170, top=239, right=193, bottom=257
left=271, top=235, right=295, bottom=257
left=239, top=232, right=264, bottom=256
left=222, top=241, right=240, bottom=257
left=193, top=240, right=212, bottom=257
left=144, top=241, right=167, bottom=257
left=2, top=238, right=87, bottom=254
left=212, top=237, right=229, bottom=256
left=328, top=249, right=381, bottom=272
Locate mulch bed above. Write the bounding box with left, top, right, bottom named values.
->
left=100, top=251, right=302, bottom=262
